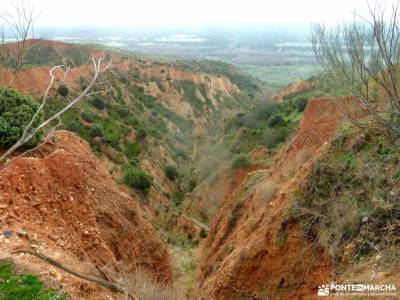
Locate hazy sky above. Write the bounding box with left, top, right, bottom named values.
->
left=0, top=0, right=389, bottom=28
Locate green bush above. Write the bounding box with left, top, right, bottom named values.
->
left=124, top=166, right=152, bottom=194
left=173, top=191, right=184, bottom=206
left=0, top=87, right=43, bottom=147
left=66, top=120, right=81, bottom=133
left=164, top=164, right=179, bottom=181
left=262, top=128, right=286, bottom=149
left=136, top=127, right=147, bottom=140
left=129, top=157, right=140, bottom=167
left=125, top=142, right=141, bottom=159
left=236, top=113, right=260, bottom=129
left=188, top=178, right=197, bottom=191
left=90, top=124, right=104, bottom=137
left=100, top=136, right=119, bottom=149
left=57, top=84, right=69, bottom=97
left=81, top=111, right=94, bottom=123
left=117, top=106, right=129, bottom=118
left=91, top=96, right=106, bottom=110
left=228, top=200, right=242, bottom=229
left=231, top=153, right=251, bottom=169
left=268, top=115, right=285, bottom=127
left=199, top=228, right=208, bottom=238
left=297, top=97, right=308, bottom=112
left=255, top=102, right=277, bottom=120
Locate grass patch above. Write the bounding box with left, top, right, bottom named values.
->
left=231, top=153, right=251, bottom=169
left=0, top=261, right=67, bottom=300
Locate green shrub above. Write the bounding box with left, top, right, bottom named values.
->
left=100, top=136, right=120, bottom=149
left=228, top=200, right=242, bottom=229
left=188, top=178, right=197, bottom=191
left=268, top=115, right=285, bottom=127
left=117, top=106, right=129, bottom=118
left=125, top=142, right=141, bottom=159
left=124, top=166, right=152, bottom=194
left=173, top=191, right=184, bottom=206
left=81, top=111, right=94, bottom=123
left=262, top=128, right=285, bottom=149
left=0, top=87, right=43, bottom=147
left=297, top=97, right=308, bottom=112
left=90, top=124, right=104, bottom=137
left=164, top=165, right=179, bottom=181
left=235, top=112, right=260, bottom=129
left=255, top=102, right=278, bottom=120
left=136, top=127, right=147, bottom=140
left=66, top=120, right=81, bottom=133
left=199, top=228, right=208, bottom=238
left=231, top=153, right=251, bottom=169
left=129, top=157, right=140, bottom=167
left=57, top=84, right=69, bottom=97
left=91, top=96, right=106, bottom=110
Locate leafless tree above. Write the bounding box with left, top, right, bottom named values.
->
left=312, top=0, right=400, bottom=135
left=0, top=1, right=111, bottom=167
left=0, top=0, right=36, bottom=85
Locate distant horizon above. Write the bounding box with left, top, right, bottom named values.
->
left=29, top=23, right=312, bottom=38
left=1, top=0, right=377, bottom=29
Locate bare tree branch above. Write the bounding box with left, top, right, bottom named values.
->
left=0, top=0, right=38, bottom=92
left=312, top=0, right=400, bottom=135
left=0, top=57, right=109, bottom=165
left=12, top=249, right=139, bottom=300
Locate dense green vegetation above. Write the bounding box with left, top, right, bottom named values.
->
left=288, top=124, right=400, bottom=267
left=2, top=45, right=261, bottom=200
left=231, top=153, right=251, bottom=169
left=43, top=62, right=250, bottom=195
left=241, top=64, right=321, bottom=90
left=170, top=60, right=262, bottom=98
left=0, top=261, right=67, bottom=300
left=183, top=86, right=323, bottom=200
left=0, top=87, right=43, bottom=147
left=225, top=88, right=321, bottom=155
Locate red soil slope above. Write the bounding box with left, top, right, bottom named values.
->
left=272, top=79, right=318, bottom=102
left=0, top=65, right=93, bottom=95
left=197, top=97, right=362, bottom=300
left=0, top=131, right=172, bottom=299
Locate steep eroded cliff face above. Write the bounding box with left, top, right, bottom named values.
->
left=0, top=40, right=260, bottom=228
left=197, top=98, right=361, bottom=300
left=0, top=131, right=172, bottom=299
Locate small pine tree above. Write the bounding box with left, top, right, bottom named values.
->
left=164, top=165, right=179, bottom=181
left=0, top=87, right=43, bottom=147
left=124, top=166, right=153, bottom=194
left=90, top=124, right=104, bottom=137
left=57, top=84, right=69, bottom=97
